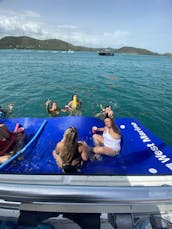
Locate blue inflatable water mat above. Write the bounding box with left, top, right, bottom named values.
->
left=0, top=116, right=172, bottom=175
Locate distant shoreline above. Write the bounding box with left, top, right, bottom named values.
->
left=0, top=36, right=171, bottom=57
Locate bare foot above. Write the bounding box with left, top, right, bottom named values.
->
left=95, top=154, right=102, bottom=161
left=91, top=154, right=102, bottom=161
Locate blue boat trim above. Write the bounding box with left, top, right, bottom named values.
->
left=0, top=120, right=47, bottom=170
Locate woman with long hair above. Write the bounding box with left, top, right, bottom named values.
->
left=92, top=117, right=121, bottom=157
left=53, top=127, right=88, bottom=173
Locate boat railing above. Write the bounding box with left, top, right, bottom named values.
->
left=0, top=175, right=172, bottom=214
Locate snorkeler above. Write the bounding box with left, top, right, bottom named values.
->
left=95, top=104, right=114, bottom=119
left=0, top=104, right=14, bottom=118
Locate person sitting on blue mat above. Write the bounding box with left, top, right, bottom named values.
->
left=52, top=126, right=89, bottom=173
left=0, top=123, right=24, bottom=164
left=92, top=116, right=121, bottom=158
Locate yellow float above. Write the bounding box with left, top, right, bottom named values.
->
left=73, top=95, right=77, bottom=109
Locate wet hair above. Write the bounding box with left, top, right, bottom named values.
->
left=61, top=127, right=78, bottom=163
left=52, top=102, right=58, bottom=110
left=72, top=94, right=77, bottom=99
left=105, top=113, right=109, bottom=118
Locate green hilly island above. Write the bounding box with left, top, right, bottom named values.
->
left=0, top=36, right=171, bottom=56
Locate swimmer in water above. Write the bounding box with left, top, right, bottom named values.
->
left=45, top=99, right=65, bottom=117
left=66, top=94, right=82, bottom=115
left=0, top=104, right=14, bottom=118
left=95, top=104, right=114, bottom=119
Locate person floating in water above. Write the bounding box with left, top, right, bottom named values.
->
left=45, top=99, right=66, bottom=117
left=95, top=104, right=114, bottom=119
left=0, top=104, right=14, bottom=118
left=91, top=117, right=121, bottom=159
left=65, top=94, right=82, bottom=115
left=52, top=127, right=89, bottom=173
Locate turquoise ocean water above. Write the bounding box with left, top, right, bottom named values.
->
left=0, top=50, right=172, bottom=146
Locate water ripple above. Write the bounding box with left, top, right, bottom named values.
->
left=0, top=50, right=172, bottom=146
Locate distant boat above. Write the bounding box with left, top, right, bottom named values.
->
left=98, top=52, right=114, bottom=56
left=67, top=49, right=74, bottom=53
left=61, top=50, right=74, bottom=53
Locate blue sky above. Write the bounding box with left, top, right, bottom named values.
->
left=0, top=0, right=171, bottom=53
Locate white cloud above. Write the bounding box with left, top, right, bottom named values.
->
left=59, top=30, right=130, bottom=48
left=57, top=24, right=78, bottom=29
left=0, top=8, right=130, bottom=48
left=22, top=10, right=40, bottom=18
left=0, top=15, right=44, bottom=37
left=0, top=7, right=17, bottom=15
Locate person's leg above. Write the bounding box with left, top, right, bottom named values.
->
left=0, top=154, right=11, bottom=164
left=93, top=134, right=104, bottom=146
left=93, top=146, right=119, bottom=156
